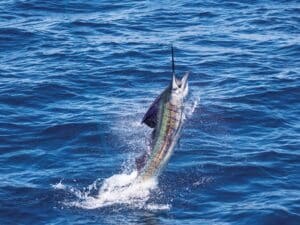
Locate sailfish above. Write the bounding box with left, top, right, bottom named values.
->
left=136, top=46, right=189, bottom=181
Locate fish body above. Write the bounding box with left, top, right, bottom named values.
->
left=137, top=71, right=189, bottom=181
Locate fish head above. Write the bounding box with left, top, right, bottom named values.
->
left=170, top=72, right=189, bottom=104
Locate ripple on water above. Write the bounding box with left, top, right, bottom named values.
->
left=0, top=0, right=299, bottom=224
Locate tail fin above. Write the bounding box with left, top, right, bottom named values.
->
left=171, top=45, right=175, bottom=75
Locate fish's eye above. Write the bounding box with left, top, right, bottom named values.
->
left=172, top=88, right=180, bottom=94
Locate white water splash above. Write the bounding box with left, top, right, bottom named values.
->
left=53, top=171, right=169, bottom=210
left=52, top=180, right=65, bottom=190
left=184, top=93, right=200, bottom=120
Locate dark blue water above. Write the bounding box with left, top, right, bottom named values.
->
left=1, top=0, right=300, bottom=224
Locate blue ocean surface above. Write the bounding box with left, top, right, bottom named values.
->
left=0, top=0, right=300, bottom=224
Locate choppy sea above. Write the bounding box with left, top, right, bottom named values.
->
left=0, top=0, right=299, bottom=224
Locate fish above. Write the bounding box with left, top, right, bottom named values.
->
left=136, top=46, right=189, bottom=181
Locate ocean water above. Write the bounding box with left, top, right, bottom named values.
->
left=0, top=0, right=299, bottom=224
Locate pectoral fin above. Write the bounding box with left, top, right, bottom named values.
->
left=142, top=93, right=162, bottom=128
left=135, top=152, right=148, bottom=172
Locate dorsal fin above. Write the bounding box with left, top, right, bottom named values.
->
left=141, top=93, right=162, bottom=128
